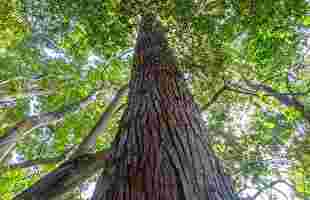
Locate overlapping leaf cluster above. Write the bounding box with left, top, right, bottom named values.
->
left=0, top=0, right=310, bottom=199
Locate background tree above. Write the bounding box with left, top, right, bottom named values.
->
left=0, top=0, right=310, bottom=199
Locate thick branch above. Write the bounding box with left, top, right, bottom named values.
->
left=244, top=81, right=309, bottom=121
left=71, top=85, right=128, bottom=158
left=13, top=150, right=111, bottom=200
left=227, top=80, right=310, bottom=122
left=0, top=89, right=52, bottom=101
left=0, top=89, right=53, bottom=108
left=0, top=88, right=102, bottom=164
left=1, top=154, right=65, bottom=173
left=0, top=76, right=25, bottom=86
left=0, top=100, right=17, bottom=108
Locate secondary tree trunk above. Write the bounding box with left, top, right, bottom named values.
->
left=92, top=14, right=239, bottom=200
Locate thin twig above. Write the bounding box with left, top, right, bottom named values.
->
left=201, top=85, right=226, bottom=110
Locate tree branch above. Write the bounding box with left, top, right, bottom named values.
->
left=70, top=85, right=128, bottom=158
left=201, top=85, right=226, bottom=111
left=225, top=85, right=258, bottom=96
left=0, top=76, right=25, bottom=86
left=0, top=99, right=17, bottom=108
left=0, top=89, right=53, bottom=108
left=13, top=142, right=138, bottom=200
left=0, top=88, right=103, bottom=164
left=1, top=154, right=65, bottom=173
left=0, top=89, right=52, bottom=101
left=244, top=81, right=309, bottom=121
left=251, top=180, right=293, bottom=200
left=226, top=80, right=310, bottom=122
left=13, top=150, right=112, bottom=200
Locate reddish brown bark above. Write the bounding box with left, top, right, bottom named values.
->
left=92, top=14, right=239, bottom=200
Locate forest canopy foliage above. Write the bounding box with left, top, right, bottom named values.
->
left=0, top=0, right=310, bottom=199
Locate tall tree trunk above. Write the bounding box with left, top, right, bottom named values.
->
left=92, top=14, right=239, bottom=200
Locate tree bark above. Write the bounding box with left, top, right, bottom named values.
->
left=92, top=14, right=239, bottom=200
left=13, top=151, right=110, bottom=200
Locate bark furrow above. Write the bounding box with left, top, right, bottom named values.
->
left=93, top=14, right=238, bottom=200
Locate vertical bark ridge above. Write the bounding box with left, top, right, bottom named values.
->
left=95, top=14, right=239, bottom=200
